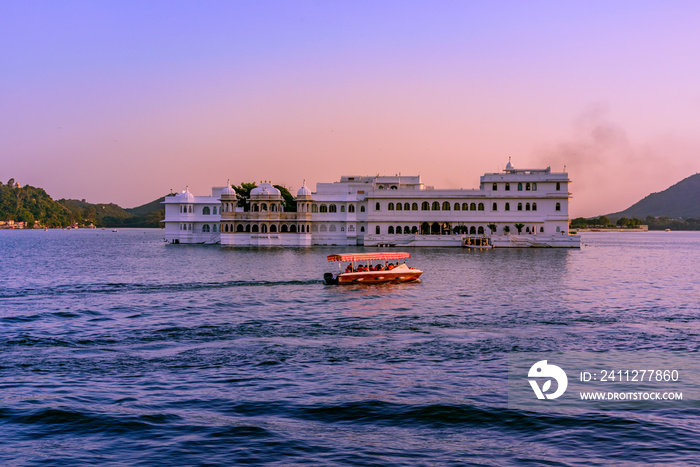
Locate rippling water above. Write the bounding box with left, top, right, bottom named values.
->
left=1, top=229, right=699, bottom=466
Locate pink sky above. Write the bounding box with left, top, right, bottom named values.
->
left=2, top=1, right=699, bottom=217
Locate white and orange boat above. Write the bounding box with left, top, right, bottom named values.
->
left=323, top=252, right=423, bottom=285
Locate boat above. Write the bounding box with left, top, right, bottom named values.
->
left=665, top=229, right=671, bottom=232
left=323, top=252, right=422, bottom=285
left=462, top=235, right=493, bottom=249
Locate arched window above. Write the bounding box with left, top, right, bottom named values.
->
left=478, top=203, right=484, bottom=211
left=518, top=203, right=523, bottom=211
left=556, top=182, right=561, bottom=191
left=340, top=205, right=345, bottom=212
left=412, top=203, right=418, bottom=211
left=320, top=204, right=327, bottom=213
left=420, top=222, right=430, bottom=235
left=203, top=206, right=210, bottom=215
left=395, top=203, right=402, bottom=211
left=212, top=224, right=217, bottom=232
left=556, top=202, right=561, bottom=211
left=404, top=203, right=410, bottom=211
left=272, top=204, right=278, bottom=212
left=493, top=183, right=498, bottom=191
left=442, top=201, right=450, bottom=210
left=517, top=183, right=523, bottom=191
left=411, top=226, right=418, bottom=233
left=532, top=203, right=537, bottom=211
left=261, top=203, right=267, bottom=211
left=341, top=226, right=345, bottom=232
left=270, top=224, right=277, bottom=233
left=478, top=226, right=484, bottom=234
left=376, top=225, right=381, bottom=234
left=505, top=183, right=510, bottom=191
left=213, top=206, right=218, bottom=215
left=188, top=205, right=192, bottom=213
left=375, top=202, right=381, bottom=211
left=290, top=225, right=297, bottom=233
left=253, top=204, right=259, bottom=212
left=556, top=226, right=561, bottom=232
left=404, top=226, right=410, bottom=234
left=349, top=204, right=355, bottom=213
left=526, top=203, right=531, bottom=211
left=312, top=225, right=319, bottom=232
left=470, top=226, right=476, bottom=234
left=390, top=186, right=397, bottom=190
left=388, top=202, right=394, bottom=211
left=261, top=224, right=267, bottom=233
left=533, top=183, right=537, bottom=191
left=422, top=201, right=430, bottom=210
left=462, top=203, right=469, bottom=211
left=432, top=201, right=440, bottom=211
left=454, top=203, right=460, bottom=211
left=320, top=225, right=327, bottom=232
left=312, top=204, right=318, bottom=213
left=348, top=225, right=355, bottom=232
left=360, top=206, right=365, bottom=212
left=492, top=202, right=498, bottom=211
left=360, top=226, right=365, bottom=232
left=237, top=224, right=244, bottom=232
left=252, top=225, right=259, bottom=233
left=203, top=224, right=210, bottom=232
left=431, top=222, right=440, bottom=235
left=470, top=203, right=477, bottom=211
left=505, top=202, right=510, bottom=211
left=388, top=226, right=394, bottom=234
left=526, top=182, right=531, bottom=191
left=329, top=204, right=337, bottom=213
left=329, top=225, right=336, bottom=232
left=540, top=227, right=544, bottom=233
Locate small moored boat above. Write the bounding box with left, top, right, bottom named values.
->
left=462, top=235, right=493, bottom=249
left=324, top=252, right=422, bottom=285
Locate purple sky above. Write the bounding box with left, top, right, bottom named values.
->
left=2, top=1, right=699, bottom=216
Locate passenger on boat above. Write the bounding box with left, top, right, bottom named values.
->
left=387, top=264, right=394, bottom=270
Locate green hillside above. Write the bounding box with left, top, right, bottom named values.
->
left=0, top=181, right=75, bottom=227
left=607, top=173, right=700, bottom=219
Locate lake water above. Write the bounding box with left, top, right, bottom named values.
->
left=1, top=229, right=699, bottom=466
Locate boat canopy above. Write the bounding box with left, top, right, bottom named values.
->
left=327, top=252, right=411, bottom=262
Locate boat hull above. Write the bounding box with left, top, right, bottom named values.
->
left=325, top=269, right=423, bottom=285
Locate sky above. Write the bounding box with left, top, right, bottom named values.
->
left=2, top=1, right=699, bottom=217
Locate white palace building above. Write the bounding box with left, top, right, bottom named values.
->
left=162, top=161, right=581, bottom=248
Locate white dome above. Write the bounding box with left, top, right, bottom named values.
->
left=176, top=187, right=195, bottom=200
left=250, top=183, right=281, bottom=196
left=505, top=158, right=514, bottom=171
left=222, top=180, right=237, bottom=196
left=297, top=183, right=311, bottom=197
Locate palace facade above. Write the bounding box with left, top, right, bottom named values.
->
left=162, top=161, right=581, bottom=248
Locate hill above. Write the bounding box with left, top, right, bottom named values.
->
left=58, top=196, right=168, bottom=228
left=0, top=181, right=75, bottom=227
left=607, top=173, right=700, bottom=219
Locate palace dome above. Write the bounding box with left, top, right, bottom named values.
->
left=221, top=180, right=237, bottom=196
left=250, top=183, right=281, bottom=197
left=176, top=187, right=195, bottom=200
left=297, top=182, right=311, bottom=197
